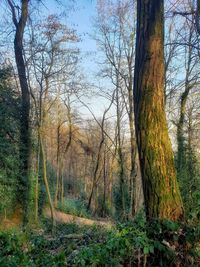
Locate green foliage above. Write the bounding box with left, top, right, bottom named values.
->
left=176, top=146, right=200, bottom=221
left=0, top=67, right=20, bottom=216
left=0, top=229, right=66, bottom=267
left=0, top=215, right=200, bottom=267
left=58, top=198, right=91, bottom=218
left=0, top=230, right=30, bottom=266
left=70, top=210, right=150, bottom=266
left=95, top=194, right=111, bottom=217
left=28, top=233, right=66, bottom=266
left=112, top=182, right=130, bottom=220
left=33, top=159, right=52, bottom=218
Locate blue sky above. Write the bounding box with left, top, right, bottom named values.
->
left=45, top=0, right=97, bottom=54
left=46, top=0, right=100, bottom=84
left=40, top=0, right=108, bottom=117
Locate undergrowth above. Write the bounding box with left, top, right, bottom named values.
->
left=0, top=211, right=200, bottom=266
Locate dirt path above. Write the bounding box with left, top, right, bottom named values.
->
left=45, top=209, right=113, bottom=229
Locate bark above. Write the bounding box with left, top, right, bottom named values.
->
left=134, top=0, right=183, bottom=220
left=7, top=0, right=30, bottom=225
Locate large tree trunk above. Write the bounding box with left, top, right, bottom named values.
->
left=8, top=0, right=30, bottom=225
left=133, top=0, right=183, bottom=220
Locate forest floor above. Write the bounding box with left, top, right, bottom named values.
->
left=0, top=208, right=113, bottom=230
left=45, top=208, right=114, bottom=229
left=1, top=210, right=22, bottom=230
left=0, top=208, right=200, bottom=266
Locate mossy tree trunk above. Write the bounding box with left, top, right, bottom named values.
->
left=7, top=0, right=30, bottom=225
left=133, top=0, right=183, bottom=220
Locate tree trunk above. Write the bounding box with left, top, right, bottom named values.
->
left=8, top=0, right=30, bottom=225
left=101, top=148, right=106, bottom=217
left=87, top=116, right=106, bottom=211
left=116, top=78, right=126, bottom=218
left=128, top=81, right=139, bottom=217
left=134, top=0, right=183, bottom=220
left=87, top=182, right=95, bottom=211
left=39, top=129, right=55, bottom=228
left=177, top=30, right=193, bottom=173
left=177, top=89, right=190, bottom=172
left=60, top=163, right=64, bottom=206
left=54, top=124, right=61, bottom=207
left=34, top=135, right=40, bottom=223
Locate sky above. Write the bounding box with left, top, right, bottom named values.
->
left=38, top=0, right=112, bottom=118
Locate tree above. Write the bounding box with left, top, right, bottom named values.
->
left=176, top=23, right=196, bottom=171
left=25, top=14, right=79, bottom=225
left=86, top=96, right=114, bottom=211
left=95, top=0, right=143, bottom=217
left=7, top=0, right=30, bottom=225
left=133, top=0, right=183, bottom=220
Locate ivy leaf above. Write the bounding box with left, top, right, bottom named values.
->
left=143, top=246, right=149, bottom=255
